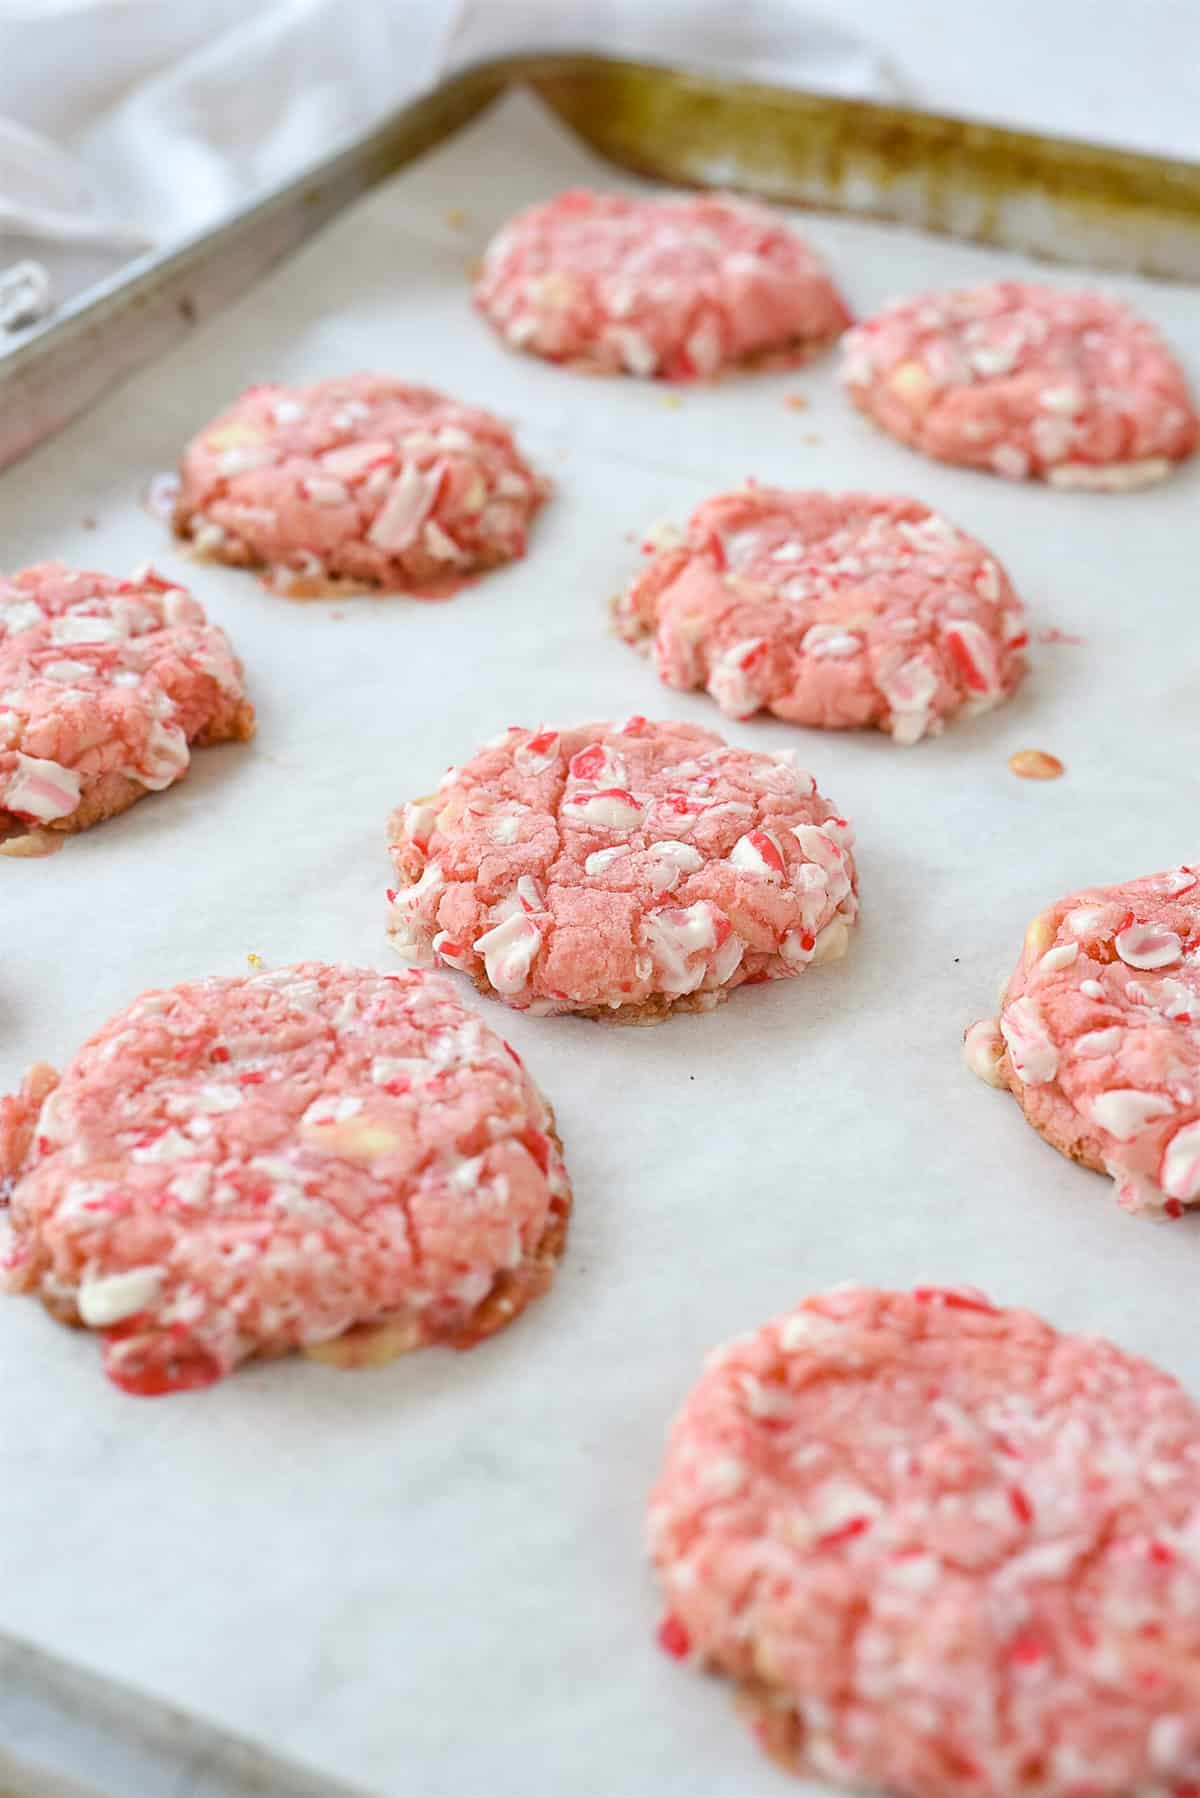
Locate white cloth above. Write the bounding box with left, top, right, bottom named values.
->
left=1, top=0, right=1199, bottom=312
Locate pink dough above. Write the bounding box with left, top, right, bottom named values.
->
left=386, top=717, right=857, bottom=1019
left=967, top=864, right=1200, bottom=1217
left=650, top=1283, right=1200, bottom=1798
left=616, top=488, right=1027, bottom=742
left=474, top=188, right=851, bottom=379
left=173, top=374, right=547, bottom=592
left=0, top=964, right=571, bottom=1394
left=842, top=282, right=1198, bottom=487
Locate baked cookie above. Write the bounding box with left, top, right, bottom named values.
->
left=616, top=488, right=1027, bottom=742
left=649, top=1283, right=1200, bottom=1798
left=172, top=374, right=547, bottom=593
left=474, top=189, right=850, bottom=380
left=842, top=282, right=1197, bottom=488
left=0, top=562, right=253, bottom=853
left=0, top=964, right=571, bottom=1393
left=966, top=864, right=1200, bottom=1216
left=386, top=717, right=857, bottom=1020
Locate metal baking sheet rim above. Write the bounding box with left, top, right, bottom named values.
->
left=2, top=51, right=1199, bottom=478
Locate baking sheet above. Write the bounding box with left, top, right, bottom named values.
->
left=2, top=87, right=1200, bottom=1798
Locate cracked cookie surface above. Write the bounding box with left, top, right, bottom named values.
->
left=386, top=717, right=857, bottom=1020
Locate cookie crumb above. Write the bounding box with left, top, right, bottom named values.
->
left=783, top=392, right=809, bottom=411
left=1009, top=749, right=1064, bottom=780
left=445, top=209, right=468, bottom=229
left=246, top=951, right=264, bottom=968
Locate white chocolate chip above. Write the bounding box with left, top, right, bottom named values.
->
left=964, top=1018, right=1006, bottom=1087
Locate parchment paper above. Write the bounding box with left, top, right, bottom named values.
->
left=2, top=90, right=1199, bottom=1798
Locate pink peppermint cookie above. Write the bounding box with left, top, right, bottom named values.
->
left=616, top=488, right=1027, bottom=742
left=0, top=562, right=253, bottom=853
left=474, top=189, right=850, bottom=380
left=649, top=1283, right=1200, bottom=1798
left=0, top=964, right=571, bottom=1394
left=966, top=865, right=1200, bottom=1217
left=386, top=718, right=857, bottom=1021
left=842, top=282, right=1198, bottom=488
left=172, top=374, right=547, bottom=593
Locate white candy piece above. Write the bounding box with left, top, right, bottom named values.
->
left=403, top=800, right=437, bottom=849
left=1090, top=1088, right=1174, bottom=1141
left=368, top=461, right=441, bottom=550
left=644, top=840, right=703, bottom=892
left=1065, top=906, right=1111, bottom=938
left=1039, top=942, right=1079, bottom=973
left=1152, top=868, right=1198, bottom=897
left=963, top=1018, right=1006, bottom=1087
left=584, top=845, right=630, bottom=877
left=49, top=613, right=125, bottom=645
left=641, top=902, right=721, bottom=994
left=562, top=789, right=644, bottom=831
left=217, top=445, right=275, bottom=476
left=709, top=638, right=768, bottom=719
left=801, top=624, right=862, bottom=661
left=3, top=752, right=81, bottom=822
left=473, top=912, right=542, bottom=994
left=1000, top=997, right=1058, bottom=1085
left=1047, top=458, right=1171, bottom=491
left=1115, top=924, right=1183, bottom=970
left=942, top=617, right=1002, bottom=698
left=1075, top=1027, right=1123, bottom=1059
left=301, top=475, right=350, bottom=507
left=880, top=653, right=939, bottom=744
left=1161, top=1120, right=1200, bottom=1203
left=512, top=731, right=560, bottom=775
left=990, top=444, right=1031, bottom=480
left=567, top=743, right=627, bottom=788
left=728, top=830, right=785, bottom=881
left=77, top=1266, right=163, bottom=1327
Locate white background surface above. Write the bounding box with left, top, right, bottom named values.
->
left=1, top=90, right=1199, bottom=1796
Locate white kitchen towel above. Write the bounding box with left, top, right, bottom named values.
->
left=0, top=0, right=895, bottom=306
left=1, top=0, right=1199, bottom=313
